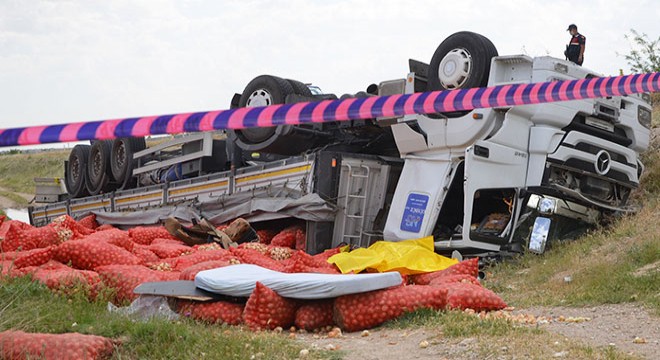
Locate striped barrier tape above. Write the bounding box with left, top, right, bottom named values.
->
left=1, top=72, right=658, bottom=147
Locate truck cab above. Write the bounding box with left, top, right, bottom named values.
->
left=384, top=50, right=651, bottom=255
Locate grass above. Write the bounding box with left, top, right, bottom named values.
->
left=0, top=276, right=330, bottom=360
left=0, top=149, right=68, bottom=206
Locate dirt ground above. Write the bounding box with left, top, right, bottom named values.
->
left=0, top=186, right=34, bottom=211
left=297, top=303, right=659, bottom=360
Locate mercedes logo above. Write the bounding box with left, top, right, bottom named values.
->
left=595, top=150, right=611, bottom=175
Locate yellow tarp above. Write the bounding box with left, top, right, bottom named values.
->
left=328, top=236, right=458, bottom=274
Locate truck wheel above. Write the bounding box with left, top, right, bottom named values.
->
left=233, top=75, right=294, bottom=143
left=66, top=144, right=91, bottom=198
left=86, top=140, right=114, bottom=195
left=428, top=32, right=498, bottom=91
left=111, top=137, right=146, bottom=190
left=286, top=79, right=313, bottom=97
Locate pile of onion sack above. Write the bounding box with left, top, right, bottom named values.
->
left=1, top=215, right=507, bottom=341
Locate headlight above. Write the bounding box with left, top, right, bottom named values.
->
left=641, top=92, right=651, bottom=104
left=538, top=198, right=557, bottom=215
left=638, top=106, right=652, bottom=129
left=554, top=63, right=569, bottom=73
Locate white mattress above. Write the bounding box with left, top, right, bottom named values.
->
left=194, top=264, right=403, bottom=299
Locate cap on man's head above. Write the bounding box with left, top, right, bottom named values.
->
left=567, top=24, right=577, bottom=31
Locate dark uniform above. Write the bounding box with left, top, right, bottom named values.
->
left=565, top=29, right=586, bottom=65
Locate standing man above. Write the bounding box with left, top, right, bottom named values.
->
left=565, top=24, right=586, bottom=65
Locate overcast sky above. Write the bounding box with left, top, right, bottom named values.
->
left=0, top=0, right=658, bottom=137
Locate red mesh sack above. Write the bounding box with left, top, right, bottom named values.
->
left=14, top=260, right=70, bottom=277
left=84, top=228, right=129, bottom=242
left=49, top=215, right=95, bottom=240
left=442, top=283, right=507, bottom=311
left=428, top=274, right=480, bottom=287
left=155, top=270, right=181, bottom=281
left=173, top=249, right=237, bottom=271
left=1, top=224, right=57, bottom=252
left=1, top=260, right=16, bottom=277
left=177, top=300, right=244, bottom=325
left=333, top=285, right=448, bottom=332
left=0, top=220, right=32, bottom=238
left=0, top=330, right=116, bottom=360
left=265, top=246, right=293, bottom=261
left=96, top=265, right=165, bottom=303
left=256, top=229, right=278, bottom=245
left=281, top=251, right=340, bottom=274
left=149, top=238, right=186, bottom=245
left=0, top=251, right=21, bottom=261
left=294, top=227, right=306, bottom=251
left=295, top=300, right=335, bottom=330
left=128, top=226, right=177, bottom=245
left=238, top=242, right=269, bottom=253
left=179, top=260, right=231, bottom=280
left=270, top=226, right=301, bottom=248
left=147, top=243, right=195, bottom=259
left=82, top=229, right=134, bottom=252
left=230, top=248, right=285, bottom=272
left=150, top=238, right=185, bottom=245
left=312, top=247, right=343, bottom=262
left=410, top=258, right=479, bottom=285
left=55, top=239, right=141, bottom=270
left=77, top=214, right=99, bottom=230
left=243, top=282, right=298, bottom=330
left=191, top=243, right=223, bottom=251
left=33, top=268, right=101, bottom=295
left=131, top=245, right=160, bottom=264
left=96, top=224, right=116, bottom=231
left=13, top=246, right=56, bottom=268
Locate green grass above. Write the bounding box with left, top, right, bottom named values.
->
left=0, top=149, right=68, bottom=204
left=482, top=101, right=660, bottom=313
left=0, top=276, right=329, bottom=360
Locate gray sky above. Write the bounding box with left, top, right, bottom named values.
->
left=0, top=0, right=658, bottom=134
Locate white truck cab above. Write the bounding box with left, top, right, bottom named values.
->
left=384, top=50, right=651, bottom=255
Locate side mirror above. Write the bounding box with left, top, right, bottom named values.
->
left=529, top=216, right=552, bottom=254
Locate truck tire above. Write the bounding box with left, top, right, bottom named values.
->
left=234, top=75, right=294, bottom=143
left=286, top=79, right=313, bottom=97
left=111, top=137, right=146, bottom=190
left=229, top=75, right=324, bottom=155
left=86, top=140, right=114, bottom=195
left=428, top=32, right=498, bottom=91
left=65, top=144, right=91, bottom=198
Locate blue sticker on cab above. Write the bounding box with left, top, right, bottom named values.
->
left=400, top=193, right=429, bottom=233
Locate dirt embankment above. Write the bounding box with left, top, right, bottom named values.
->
left=297, top=303, right=658, bottom=360
left=0, top=186, right=33, bottom=210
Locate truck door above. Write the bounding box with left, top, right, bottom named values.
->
left=383, top=153, right=458, bottom=241
left=461, top=140, right=529, bottom=249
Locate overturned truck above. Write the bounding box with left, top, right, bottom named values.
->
left=30, top=32, right=652, bottom=257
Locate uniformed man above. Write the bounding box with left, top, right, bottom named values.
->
left=564, top=24, right=586, bottom=65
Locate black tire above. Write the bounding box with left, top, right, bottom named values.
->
left=86, top=140, right=115, bottom=195
left=286, top=79, right=313, bottom=97
left=428, top=31, right=498, bottom=91
left=111, top=137, right=146, bottom=189
left=66, top=144, right=91, bottom=198
left=234, top=75, right=294, bottom=143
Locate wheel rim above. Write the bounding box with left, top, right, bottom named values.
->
left=92, top=151, right=102, bottom=179
left=115, top=142, right=126, bottom=169
left=246, top=89, right=273, bottom=107
left=241, top=88, right=277, bottom=142
left=71, top=156, right=82, bottom=184
left=438, top=48, right=473, bottom=89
